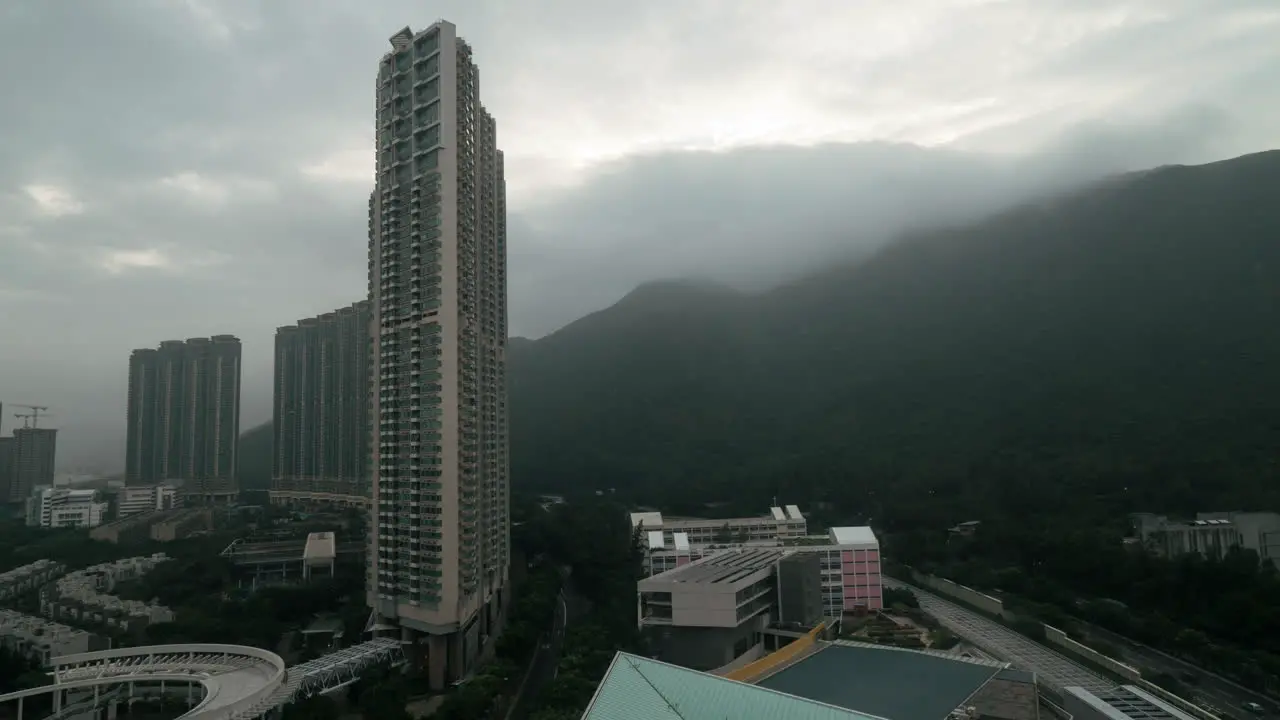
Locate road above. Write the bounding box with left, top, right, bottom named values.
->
left=506, top=575, right=572, bottom=720
left=884, top=578, right=1113, bottom=693
left=1075, top=622, right=1278, bottom=720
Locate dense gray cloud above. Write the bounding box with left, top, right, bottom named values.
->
left=0, top=0, right=1276, bottom=471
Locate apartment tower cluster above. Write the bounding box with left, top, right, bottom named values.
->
left=271, top=301, right=373, bottom=507
left=365, top=21, right=510, bottom=689
left=125, top=337, right=242, bottom=501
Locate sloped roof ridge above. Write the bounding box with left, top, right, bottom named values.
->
left=625, top=655, right=691, bottom=719
left=614, top=652, right=894, bottom=720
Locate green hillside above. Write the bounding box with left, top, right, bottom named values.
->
left=508, top=150, right=1280, bottom=527
left=238, top=421, right=272, bottom=492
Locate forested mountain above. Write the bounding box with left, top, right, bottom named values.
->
left=509, top=150, right=1280, bottom=528
left=233, top=151, right=1280, bottom=526
left=238, top=422, right=272, bottom=492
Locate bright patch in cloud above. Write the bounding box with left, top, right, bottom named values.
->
left=156, top=172, right=276, bottom=208
left=95, top=246, right=229, bottom=275
left=98, top=248, right=174, bottom=274
left=301, top=149, right=373, bottom=184
left=23, top=184, right=84, bottom=217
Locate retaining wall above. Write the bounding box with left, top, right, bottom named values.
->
left=1043, top=624, right=1141, bottom=682
left=1134, top=680, right=1223, bottom=720
left=897, top=571, right=1220, bottom=720
left=908, top=570, right=1009, bottom=619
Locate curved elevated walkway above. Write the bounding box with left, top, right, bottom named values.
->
left=0, top=643, right=287, bottom=720
left=0, top=638, right=404, bottom=720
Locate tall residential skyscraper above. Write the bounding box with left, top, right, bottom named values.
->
left=367, top=21, right=509, bottom=689
left=272, top=301, right=372, bottom=507
left=125, top=336, right=242, bottom=502
left=0, top=435, right=17, bottom=503
left=9, top=428, right=56, bottom=503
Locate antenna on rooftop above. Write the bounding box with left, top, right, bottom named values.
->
left=14, top=404, right=50, bottom=428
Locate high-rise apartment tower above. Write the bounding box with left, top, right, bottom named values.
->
left=367, top=21, right=510, bottom=689
left=272, top=301, right=372, bottom=507
left=125, top=336, right=242, bottom=501
left=0, top=436, right=14, bottom=503
left=8, top=428, right=57, bottom=503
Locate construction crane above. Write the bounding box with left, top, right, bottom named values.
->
left=13, top=404, right=50, bottom=428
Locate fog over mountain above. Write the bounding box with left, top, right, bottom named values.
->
left=1, top=0, right=1276, bottom=470
left=509, top=105, right=1236, bottom=339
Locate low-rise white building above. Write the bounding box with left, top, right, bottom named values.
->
left=1131, top=512, right=1280, bottom=566
left=116, top=483, right=181, bottom=518
left=642, top=526, right=883, bottom=618
left=630, top=505, right=808, bottom=548
left=0, top=608, right=94, bottom=666
left=42, top=554, right=176, bottom=631
left=26, top=488, right=108, bottom=529
left=0, top=559, right=66, bottom=601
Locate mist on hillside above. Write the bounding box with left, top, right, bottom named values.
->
left=4, top=106, right=1240, bottom=471
left=509, top=105, right=1234, bottom=339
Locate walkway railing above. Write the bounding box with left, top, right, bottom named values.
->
left=722, top=622, right=826, bottom=683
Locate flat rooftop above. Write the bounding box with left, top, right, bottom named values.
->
left=303, top=531, right=337, bottom=562
left=647, top=548, right=785, bottom=586
left=1066, top=685, right=1200, bottom=720
left=828, top=526, right=879, bottom=547
left=757, top=641, right=1005, bottom=720
left=222, top=536, right=362, bottom=566
left=630, top=506, right=806, bottom=530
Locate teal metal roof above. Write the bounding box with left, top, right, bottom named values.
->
left=581, top=652, right=886, bottom=720
left=757, top=643, right=1004, bottom=720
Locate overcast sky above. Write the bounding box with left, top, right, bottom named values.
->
left=1, top=0, right=1277, bottom=472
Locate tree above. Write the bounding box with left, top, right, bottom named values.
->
left=714, top=523, right=733, bottom=544
left=283, top=694, right=340, bottom=720
left=882, top=587, right=919, bottom=609
left=531, top=709, right=582, bottom=720
left=0, top=648, right=43, bottom=694
left=931, top=627, right=959, bottom=650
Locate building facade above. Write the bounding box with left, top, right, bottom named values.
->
left=1063, top=685, right=1200, bottom=720
left=0, top=609, right=96, bottom=666
left=43, top=554, right=175, bottom=632
left=126, top=336, right=242, bottom=501
left=636, top=532, right=888, bottom=672
left=7, top=427, right=57, bottom=504
left=1132, top=511, right=1280, bottom=568
left=150, top=507, right=213, bottom=542
left=641, top=526, right=883, bottom=618
left=272, top=301, right=372, bottom=507
left=366, top=21, right=510, bottom=690
left=631, top=505, right=808, bottom=547
left=116, top=483, right=181, bottom=518
left=1197, top=511, right=1280, bottom=567
left=26, top=488, right=108, bottom=529
left=0, top=560, right=66, bottom=602
left=1132, top=513, right=1239, bottom=561
left=824, top=526, right=884, bottom=613
left=0, top=436, right=13, bottom=504
left=639, top=549, right=781, bottom=671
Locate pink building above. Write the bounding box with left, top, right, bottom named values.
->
left=829, top=526, right=882, bottom=612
